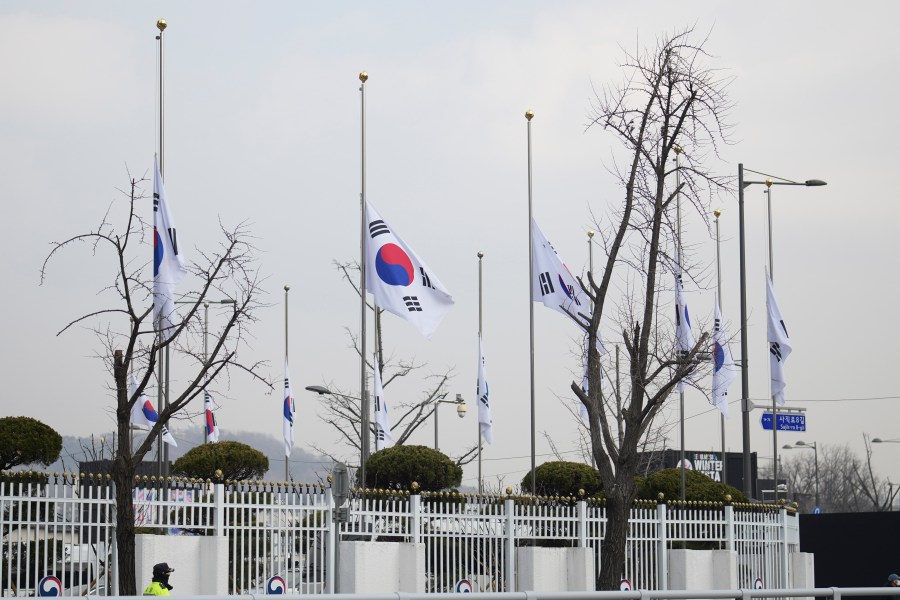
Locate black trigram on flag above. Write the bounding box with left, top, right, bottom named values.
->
left=284, top=377, right=290, bottom=390
left=714, top=316, right=722, bottom=333
left=167, top=227, right=179, bottom=255
left=153, top=192, right=160, bottom=212
left=479, top=392, right=489, bottom=410
left=403, top=296, right=422, bottom=312
left=368, top=219, right=390, bottom=238
left=420, top=267, right=434, bottom=289
left=538, top=272, right=555, bottom=295
left=374, top=395, right=382, bottom=413
left=375, top=427, right=386, bottom=442
left=779, top=319, right=789, bottom=338
left=770, top=342, right=784, bottom=363
left=675, top=304, right=682, bottom=327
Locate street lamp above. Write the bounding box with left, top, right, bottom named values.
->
left=434, top=394, right=467, bottom=452
left=737, top=163, right=826, bottom=498
left=782, top=440, right=819, bottom=508
left=873, top=438, right=900, bottom=444
left=305, top=385, right=361, bottom=402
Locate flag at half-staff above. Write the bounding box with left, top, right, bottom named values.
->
left=152, top=155, right=187, bottom=340
left=766, top=274, right=793, bottom=406
left=283, top=358, right=295, bottom=457
left=364, top=200, right=454, bottom=339
left=204, top=389, right=220, bottom=443
left=674, top=269, right=695, bottom=392
left=531, top=219, right=591, bottom=325
left=710, top=298, right=736, bottom=416
left=374, top=359, right=393, bottom=451
left=129, top=374, right=177, bottom=446
left=476, top=335, right=493, bottom=444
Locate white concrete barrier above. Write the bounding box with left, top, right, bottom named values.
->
left=517, top=547, right=595, bottom=592
left=668, top=549, right=738, bottom=590
left=135, top=534, right=228, bottom=595
left=338, top=541, right=426, bottom=593
left=791, top=552, right=816, bottom=600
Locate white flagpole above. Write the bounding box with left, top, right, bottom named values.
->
left=477, top=250, right=484, bottom=494
left=204, top=301, right=208, bottom=444
left=675, top=144, right=686, bottom=502
left=587, top=230, right=596, bottom=469
left=155, top=18, right=167, bottom=481
left=285, top=284, right=290, bottom=481
left=525, top=109, right=536, bottom=493
left=359, top=71, right=370, bottom=487
left=714, top=209, right=726, bottom=486
left=766, top=180, right=779, bottom=502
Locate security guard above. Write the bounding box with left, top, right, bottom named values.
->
left=143, top=563, right=174, bottom=596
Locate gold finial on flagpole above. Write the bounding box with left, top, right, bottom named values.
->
left=477, top=251, right=484, bottom=258
left=525, top=110, right=535, bottom=121
left=714, top=209, right=722, bottom=219
left=156, top=19, right=167, bottom=32
left=359, top=71, right=369, bottom=82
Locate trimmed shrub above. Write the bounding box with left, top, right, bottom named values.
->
left=520, top=461, right=602, bottom=496
left=364, top=445, right=461, bottom=491
left=637, top=467, right=747, bottom=503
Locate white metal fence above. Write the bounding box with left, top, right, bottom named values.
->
left=0, top=473, right=799, bottom=596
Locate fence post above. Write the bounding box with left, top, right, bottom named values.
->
left=725, top=501, right=735, bottom=551
left=577, top=499, right=587, bottom=547
left=779, top=504, right=789, bottom=588
left=214, top=482, right=225, bottom=537
left=110, top=479, right=118, bottom=596
left=410, top=492, right=422, bottom=545
left=504, top=497, right=515, bottom=592
left=326, top=488, right=335, bottom=594
left=656, top=497, right=668, bottom=590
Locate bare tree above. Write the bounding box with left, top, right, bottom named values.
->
left=310, top=261, right=475, bottom=468
left=573, top=28, right=731, bottom=589
left=781, top=438, right=897, bottom=513
left=41, top=171, right=269, bottom=595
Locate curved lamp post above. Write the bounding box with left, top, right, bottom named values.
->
left=737, top=164, right=826, bottom=498
left=782, top=440, right=819, bottom=508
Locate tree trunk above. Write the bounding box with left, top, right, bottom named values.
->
left=598, top=487, right=631, bottom=590
left=113, top=463, right=137, bottom=595
left=112, top=349, right=138, bottom=596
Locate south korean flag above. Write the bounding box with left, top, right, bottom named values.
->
left=766, top=274, right=793, bottom=406
left=364, top=201, right=454, bottom=339
left=374, top=359, right=393, bottom=451
left=531, top=219, right=591, bottom=326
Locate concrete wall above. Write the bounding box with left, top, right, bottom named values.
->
left=134, top=534, right=228, bottom=595
left=516, top=547, right=594, bottom=592
left=338, top=541, right=426, bottom=593
left=668, top=549, right=738, bottom=590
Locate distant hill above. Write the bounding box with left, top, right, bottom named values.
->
left=29, top=429, right=331, bottom=484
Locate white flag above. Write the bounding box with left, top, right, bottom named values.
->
left=476, top=335, right=493, bottom=444
left=374, top=360, right=393, bottom=451
left=364, top=201, right=454, bottom=339
left=152, top=156, right=188, bottom=340
left=674, top=269, right=695, bottom=392
left=283, top=359, right=295, bottom=457
left=711, top=298, right=736, bottom=417
left=128, top=374, right=177, bottom=446
left=766, top=275, right=792, bottom=406
left=532, top=219, right=591, bottom=325
left=204, top=389, right=220, bottom=443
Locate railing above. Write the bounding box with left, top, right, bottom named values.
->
left=0, top=473, right=798, bottom=597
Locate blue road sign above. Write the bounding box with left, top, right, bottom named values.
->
left=760, top=412, right=806, bottom=432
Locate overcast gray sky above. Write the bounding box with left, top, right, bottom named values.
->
left=2, top=1, right=898, bottom=490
